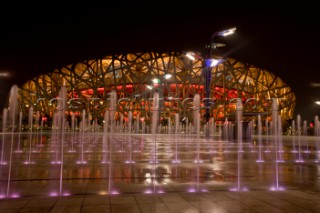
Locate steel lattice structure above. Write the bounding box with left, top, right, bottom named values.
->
left=18, top=51, right=295, bottom=125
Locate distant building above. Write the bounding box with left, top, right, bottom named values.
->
left=18, top=51, right=295, bottom=127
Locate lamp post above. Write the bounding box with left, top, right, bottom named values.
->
left=203, top=27, right=236, bottom=137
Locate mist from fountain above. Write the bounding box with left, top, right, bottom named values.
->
left=223, top=118, right=228, bottom=141
left=296, top=114, right=304, bottom=163
left=315, top=116, right=320, bottom=160
left=256, top=114, right=264, bottom=163
left=24, top=106, right=35, bottom=164
left=175, top=113, right=179, bottom=134
left=264, top=118, right=271, bottom=153
left=135, top=113, right=140, bottom=133
left=48, top=85, right=69, bottom=196
left=0, top=108, right=8, bottom=166
left=230, top=98, right=247, bottom=191
left=128, top=111, right=132, bottom=134
left=4, top=85, right=19, bottom=197
left=15, top=111, right=23, bottom=153
left=269, top=98, right=285, bottom=191
left=193, top=94, right=200, bottom=135
left=277, top=115, right=284, bottom=162
left=211, top=117, right=215, bottom=136
left=303, top=120, right=310, bottom=153
left=314, top=116, right=319, bottom=136
left=109, top=90, right=117, bottom=132
left=172, top=128, right=180, bottom=164
left=3, top=82, right=320, bottom=202
left=291, top=120, right=297, bottom=153
left=68, top=113, right=76, bottom=153
left=193, top=93, right=202, bottom=163
left=151, top=91, right=159, bottom=164
left=147, top=91, right=160, bottom=195
left=77, top=109, right=87, bottom=164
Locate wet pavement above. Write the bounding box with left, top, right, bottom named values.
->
left=0, top=132, right=319, bottom=212
left=1, top=189, right=320, bottom=212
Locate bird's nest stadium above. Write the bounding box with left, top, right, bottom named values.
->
left=17, top=51, right=295, bottom=128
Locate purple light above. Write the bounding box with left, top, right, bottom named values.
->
left=49, top=192, right=58, bottom=196
left=76, top=161, right=87, bottom=164
left=111, top=190, right=119, bottom=195
left=10, top=194, right=20, bottom=198
left=229, top=187, right=238, bottom=192
left=24, top=161, right=35, bottom=165
left=229, top=187, right=249, bottom=192
left=205, top=58, right=220, bottom=68
left=0, top=194, right=6, bottom=199
left=188, top=188, right=196, bottom=193
left=269, top=186, right=285, bottom=191
left=144, top=189, right=153, bottom=194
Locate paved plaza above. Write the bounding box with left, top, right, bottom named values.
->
left=0, top=133, right=319, bottom=212
left=1, top=189, right=320, bottom=212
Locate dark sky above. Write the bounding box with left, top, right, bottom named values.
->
left=1, top=5, right=320, bottom=122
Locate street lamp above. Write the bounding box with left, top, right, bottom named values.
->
left=203, top=27, right=236, bottom=137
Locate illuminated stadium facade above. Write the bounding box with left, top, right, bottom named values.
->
left=19, top=51, right=296, bottom=128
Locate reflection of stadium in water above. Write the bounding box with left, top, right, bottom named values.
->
left=2, top=133, right=320, bottom=198
left=18, top=52, right=295, bottom=127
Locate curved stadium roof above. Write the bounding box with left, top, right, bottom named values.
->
left=19, top=51, right=296, bottom=122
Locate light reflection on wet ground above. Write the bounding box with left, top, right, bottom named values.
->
left=0, top=132, right=320, bottom=198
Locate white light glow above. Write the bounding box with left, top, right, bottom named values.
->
left=164, top=74, right=172, bottom=79
left=0, top=72, right=9, bottom=77
left=152, top=78, right=160, bottom=84
left=315, top=101, right=320, bottom=105
left=209, top=59, right=220, bottom=67
left=186, top=52, right=195, bottom=60
left=218, top=27, right=237, bottom=37
left=146, top=85, right=153, bottom=90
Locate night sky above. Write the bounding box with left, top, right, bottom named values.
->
left=1, top=5, right=319, bottom=122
